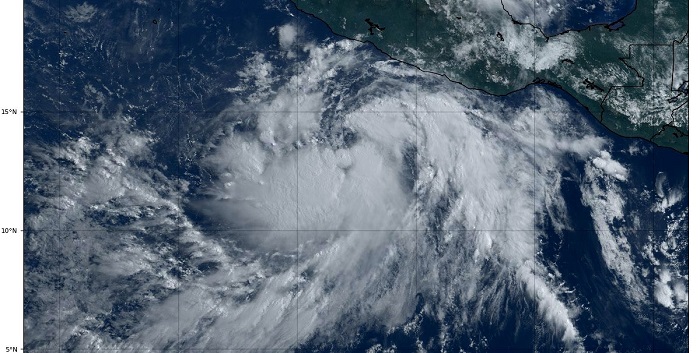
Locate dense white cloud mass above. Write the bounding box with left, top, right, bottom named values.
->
left=278, top=23, right=298, bottom=49
left=24, top=20, right=686, bottom=352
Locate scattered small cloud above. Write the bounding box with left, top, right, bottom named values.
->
left=65, top=2, right=98, bottom=23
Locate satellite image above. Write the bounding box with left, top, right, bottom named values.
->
left=24, top=0, right=688, bottom=352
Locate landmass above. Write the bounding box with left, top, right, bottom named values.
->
left=291, top=0, right=689, bottom=153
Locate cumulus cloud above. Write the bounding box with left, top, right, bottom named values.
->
left=55, top=112, right=182, bottom=232
left=654, top=266, right=688, bottom=310
left=277, top=23, right=298, bottom=57
left=278, top=23, right=297, bottom=48
left=536, top=34, right=580, bottom=70
left=654, top=172, right=685, bottom=213
left=496, top=0, right=535, bottom=21
left=181, top=37, right=600, bottom=350
left=26, top=16, right=675, bottom=352
left=592, top=150, right=629, bottom=181
left=65, top=2, right=98, bottom=23
left=655, top=268, right=675, bottom=308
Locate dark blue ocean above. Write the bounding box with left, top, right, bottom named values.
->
left=540, top=0, right=637, bottom=36
left=24, top=0, right=686, bottom=351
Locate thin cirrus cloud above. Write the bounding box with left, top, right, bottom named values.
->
left=181, top=32, right=653, bottom=350
left=24, top=22, right=684, bottom=352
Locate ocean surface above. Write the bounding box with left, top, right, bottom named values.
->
left=537, top=0, right=637, bottom=36
left=24, top=0, right=688, bottom=352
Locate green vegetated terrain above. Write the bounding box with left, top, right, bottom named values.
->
left=292, top=0, right=688, bottom=153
